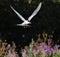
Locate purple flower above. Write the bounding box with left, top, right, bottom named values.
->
left=45, top=48, right=54, bottom=55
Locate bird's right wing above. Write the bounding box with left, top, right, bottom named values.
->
left=10, top=5, right=26, bottom=22
left=28, top=2, right=42, bottom=21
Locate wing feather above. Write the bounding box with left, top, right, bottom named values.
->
left=10, top=5, right=26, bottom=22
left=28, top=2, right=42, bottom=21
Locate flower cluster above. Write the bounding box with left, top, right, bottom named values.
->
left=0, top=39, right=19, bottom=57
left=21, top=32, right=60, bottom=57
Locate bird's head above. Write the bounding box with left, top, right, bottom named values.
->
left=25, top=21, right=31, bottom=25
left=28, top=21, right=31, bottom=24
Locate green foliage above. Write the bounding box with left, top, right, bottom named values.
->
left=57, top=52, right=60, bottom=57
left=28, top=51, right=34, bottom=57
left=36, top=51, right=42, bottom=57
left=53, top=0, right=60, bottom=3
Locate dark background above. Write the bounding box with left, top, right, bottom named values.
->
left=0, top=0, right=60, bottom=47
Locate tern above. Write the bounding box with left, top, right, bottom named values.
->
left=10, top=2, right=42, bottom=27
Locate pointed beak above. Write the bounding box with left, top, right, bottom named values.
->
left=29, top=22, right=32, bottom=24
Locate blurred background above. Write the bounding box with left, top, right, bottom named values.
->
left=0, top=0, right=60, bottom=47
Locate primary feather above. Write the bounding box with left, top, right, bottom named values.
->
left=10, top=5, right=26, bottom=22
left=28, top=2, right=42, bottom=21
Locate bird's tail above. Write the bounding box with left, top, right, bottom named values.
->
left=16, top=24, right=31, bottom=27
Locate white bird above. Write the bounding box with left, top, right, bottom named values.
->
left=10, top=2, right=42, bottom=27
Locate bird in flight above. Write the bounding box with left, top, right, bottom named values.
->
left=10, top=2, right=42, bottom=27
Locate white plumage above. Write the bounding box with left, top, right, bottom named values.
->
left=10, top=2, right=42, bottom=27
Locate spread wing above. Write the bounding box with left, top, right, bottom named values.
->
left=10, top=5, right=26, bottom=22
left=28, top=2, right=42, bottom=21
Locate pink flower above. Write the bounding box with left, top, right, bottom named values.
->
left=47, top=39, right=52, bottom=46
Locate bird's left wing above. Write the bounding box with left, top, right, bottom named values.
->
left=28, top=2, right=42, bottom=21
left=10, top=5, right=26, bottom=22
